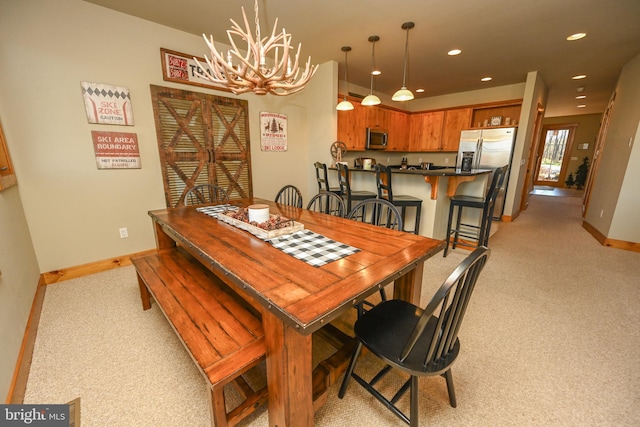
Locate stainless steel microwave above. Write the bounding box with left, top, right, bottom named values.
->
left=366, top=128, right=388, bottom=150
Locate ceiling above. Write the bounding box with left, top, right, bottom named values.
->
left=84, top=0, right=640, bottom=117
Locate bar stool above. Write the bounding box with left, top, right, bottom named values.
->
left=374, top=164, right=423, bottom=234
left=314, top=162, right=341, bottom=196
left=337, top=163, right=377, bottom=213
left=444, top=165, right=508, bottom=257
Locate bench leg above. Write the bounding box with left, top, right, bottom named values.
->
left=136, top=273, right=152, bottom=311
left=210, top=386, right=229, bottom=427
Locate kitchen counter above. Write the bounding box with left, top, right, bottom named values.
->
left=329, top=165, right=493, bottom=239
left=343, top=166, right=493, bottom=199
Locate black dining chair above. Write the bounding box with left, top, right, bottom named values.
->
left=337, top=163, right=377, bottom=213
left=444, top=165, right=508, bottom=256
left=184, top=184, right=228, bottom=206
left=314, top=161, right=342, bottom=196
left=306, top=191, right=346, bottom=217
left=375, top=164, right=423, bottom=234
left=347, top=198, right=404, bottom=317
left=275, top=184, right=303, bottom=208
left=338, top=246, right=491, bottom=427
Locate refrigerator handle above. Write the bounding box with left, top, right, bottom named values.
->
left=476, top=138, right=483, bottom=169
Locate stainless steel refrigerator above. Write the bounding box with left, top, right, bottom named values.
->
left=456, top=127, right=517, bottom=220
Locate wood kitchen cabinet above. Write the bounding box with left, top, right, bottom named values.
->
left=385, top=110, right=409, bottom=151
left=337, top=101, right=367, bottom=150
left=441, top=108, right=472, bottom=152
left=408, top=111, right=444, bottom=151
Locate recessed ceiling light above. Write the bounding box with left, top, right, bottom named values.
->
left=577, top=104, right=587, bottom=108
left=371, top=70, right=381, bottom=76
left=448, top=49, right=462, bottom=56
left=481, top=77, right=492, bottom=82
left=576, top=95, right=586, bottom=99
left=416, top=88, right=425, bottom=93
left=572, top=74, right=587, bottom=80
left=576, top=86, right=585, bottom=92
left=567, top=33, right=587, bottom=41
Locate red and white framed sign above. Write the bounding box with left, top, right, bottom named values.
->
left=160, top=48, right=231, bottom=93
left=91, top=131, right=141, bottom=169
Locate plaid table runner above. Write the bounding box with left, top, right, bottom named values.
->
left=266, top=229, right=360, bottom=267
left=196, top=204, right=239, bottom=218
left=197, top=206, right=359, bottom=266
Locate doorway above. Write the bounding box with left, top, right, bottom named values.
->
left=534, top=124, right=577, bottom=187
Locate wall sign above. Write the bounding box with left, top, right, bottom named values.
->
left=260, top=112, right=288, bottom=152
left=81, top=82, right=134, bottom=125
left=160, top=48, right=231, bottom=93
left=91, top=131, right=141, bottom=169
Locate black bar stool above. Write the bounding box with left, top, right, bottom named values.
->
left=374, top=164, right=423, bottom=234
left=337, top=163, right=377, bottom=213
left=314, top=162, right=341, bottom=196
left=444, top=165, right=508, bottom=256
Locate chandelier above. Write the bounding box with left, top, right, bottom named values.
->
left=195, top=0, right=318, bottom=96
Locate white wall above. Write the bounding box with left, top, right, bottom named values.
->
left=0, top=185, right=41, bottom=400
left=0, top=0, right=336, bottom=273
left=585, top=53, right=640, bottom=242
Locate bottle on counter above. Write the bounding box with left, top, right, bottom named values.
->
left=401, top=157, right=408, bottom=170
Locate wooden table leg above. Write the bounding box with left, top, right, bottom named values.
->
left=262, top=312, right=314, bottom=427
left=392, top=262, right=424, bottom=305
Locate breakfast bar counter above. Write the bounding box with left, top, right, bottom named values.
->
left=331, top=166, right=493, bottom=239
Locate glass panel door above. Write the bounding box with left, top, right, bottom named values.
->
left=534, top=125, right=576, bottom=186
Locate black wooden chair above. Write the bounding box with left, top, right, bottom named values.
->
left=314, top=161, right=342, bottom=196
left=347, top=198, right=404, bottom=316
left=338, top=246, right=491, bottom=427
left=337, top=163, right=377, bottom=213
left=184, top=184, right=228, bottom=206
left=275, top=184, right=303, bottom=208
left=444, top=165, right=508, bottom=256
left=306, top=191, right=346, bottom=217
left=375, top=164, right=423, bottom=234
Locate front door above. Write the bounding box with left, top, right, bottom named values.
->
left=534, top=124, right=577, bottom=187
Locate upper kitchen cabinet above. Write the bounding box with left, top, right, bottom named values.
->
left=385, top=110, right=409, bottom=151
left=471, top=101, right=522, bottom=128
left=441, top=108, right=472, bottom=152
left=408, top=111, right=444, bottom=151
left=337, top=100, right=367, bottom=150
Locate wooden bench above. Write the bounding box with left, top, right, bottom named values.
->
left=132, top=247, right=267, bottom=427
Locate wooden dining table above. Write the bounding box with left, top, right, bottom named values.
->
left=147, top=198, right=444, bottom=426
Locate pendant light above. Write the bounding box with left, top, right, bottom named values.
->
left=361, top=36, right=381, bottom=106
left=392, top=22, right=415, bottom=102
left=336, top=46, right=354, bottom=111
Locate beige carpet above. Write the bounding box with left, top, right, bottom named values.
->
left=24, top=195, right=640, bottom=426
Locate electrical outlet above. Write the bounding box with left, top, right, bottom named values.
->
left=119, top=227, right=128, bottom=238
left=444, top=158, right=449, bottom=164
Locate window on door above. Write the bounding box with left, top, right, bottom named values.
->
left=535, top=124, right=577, bottom=186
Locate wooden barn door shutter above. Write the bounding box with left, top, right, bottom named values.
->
left=150, top=85, right=253, bottom=207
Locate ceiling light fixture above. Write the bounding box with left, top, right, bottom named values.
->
left=577, top=104, right=587, bottom=108
left=416, top=88, right=425, bottom=93
left=392, top=22, right=415, bottom=102
left=572, top=74, right=587, bottom=80
left=567, top=33, right=587, bottom=41
left=362, top=36, right=382, bottom=106
left=195, top=0, right=318, bottom=96
left=336, top=46, right=354, bottom=111
left=576, top=95, right=586, bottom=99
left=481, top=77, right=492, bottom=82
left=448, top=49, right=462, bottom=56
